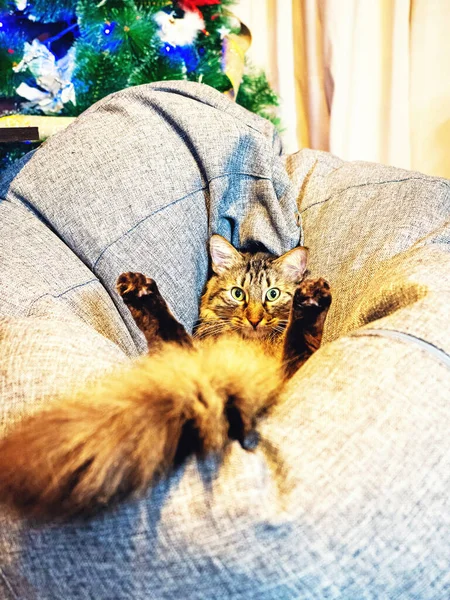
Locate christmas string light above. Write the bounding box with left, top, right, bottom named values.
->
left=1, top=0, right=279, bottom=169
left=103, top=22, right=114, bottom=35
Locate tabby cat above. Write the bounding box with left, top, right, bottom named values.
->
left=0, top=235, right=331, bottom=519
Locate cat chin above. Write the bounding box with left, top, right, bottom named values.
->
left=240, top=327, right=271, bottom=340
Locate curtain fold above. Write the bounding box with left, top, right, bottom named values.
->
left=234, top=0, right=450, bottom=177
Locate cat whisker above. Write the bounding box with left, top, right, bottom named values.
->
left=193, top=322, right=230, bottom=339
left=194, top=328, right=224, bottom=339
left=271, top=326, right=287, bottom=335
left=196, top=318, right=228, bottom=324
left=193, top=319, right=227, bottom=330
left=194, top=322, right=225, bottom=331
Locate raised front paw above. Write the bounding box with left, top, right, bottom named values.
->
left=116, top=272, right=160, bottom=304
left=293, top=277, right=332, bottom=313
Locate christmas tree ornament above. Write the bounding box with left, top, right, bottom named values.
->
left=217, top=25, right=230, bottom=38
left=222, top=17, right=251, bottom=98
left=161, top=42, right=199, bottom=73
left=13, top=40, right=76, bottom=114
left=1, top=0, right=279, bottom=168
left=177, top=0, right=221, bottom=16
left=154, top=6, right=204, bottom=47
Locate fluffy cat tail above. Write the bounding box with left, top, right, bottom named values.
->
left=0, top=338, right=281, bottom=519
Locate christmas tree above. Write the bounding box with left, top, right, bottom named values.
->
left=0, top=0, right=279, bottom=168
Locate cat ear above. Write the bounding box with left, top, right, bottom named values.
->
left=210, top=235, right=242, bottom=275
left=275, top=246, right=309, bottom=282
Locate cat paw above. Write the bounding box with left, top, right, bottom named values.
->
left=117, top=272, right=192, bottom=351
left=293, top=278, right=331, bottom=313
left=116, top=272, right=159, bottom=303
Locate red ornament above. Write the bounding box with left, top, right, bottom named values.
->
left=177, top=0, right=221, bottom=16
left=7, top=48, right=14, bottom=54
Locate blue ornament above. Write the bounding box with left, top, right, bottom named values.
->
left=161, top=43, right=199, bottom=73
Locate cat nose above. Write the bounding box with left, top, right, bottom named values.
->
left=248, top=316, right=262, bottom=329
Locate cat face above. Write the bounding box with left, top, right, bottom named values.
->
left=198, top=235, right=308, bottom=340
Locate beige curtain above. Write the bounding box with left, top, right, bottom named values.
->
left=234, top=0, right=450, bottom=178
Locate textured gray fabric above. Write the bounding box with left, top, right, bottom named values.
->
left=0, top=81, right=300, bottom=353
left=1, top=82, right=449, bottom=599
left=285, top=149, right=450, bottom=350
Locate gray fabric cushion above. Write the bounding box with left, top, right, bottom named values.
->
left=0, top=81, right=300, bottom=352
left=0, top=82, right=449, bottom=599
left=286, top=149, right=450, bottom=350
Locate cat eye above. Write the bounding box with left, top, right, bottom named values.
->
left=265, top=287, right=281, bottom=302
left=231, top=287, right=245, bottom=301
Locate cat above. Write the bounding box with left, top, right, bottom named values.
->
left=0, top=235, right=331, bottom=519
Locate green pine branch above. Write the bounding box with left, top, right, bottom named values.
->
left=71, top=40, right=132, bottom=113
left=236, top=68, right=280, bottom=127
left=1, top=0, right=281, bottom=166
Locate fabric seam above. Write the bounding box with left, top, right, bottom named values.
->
left=0, top=567, right=18, bottom=600
left=350, top=328, right=450, bottom=369
left=300, top=177, right=450, bottom=214
left=92, top=171, right=273, bottom=270
left=25, top=278, right=98, bottom=317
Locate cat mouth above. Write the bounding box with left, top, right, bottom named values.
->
left=240, top=327, right=271, bottom=340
